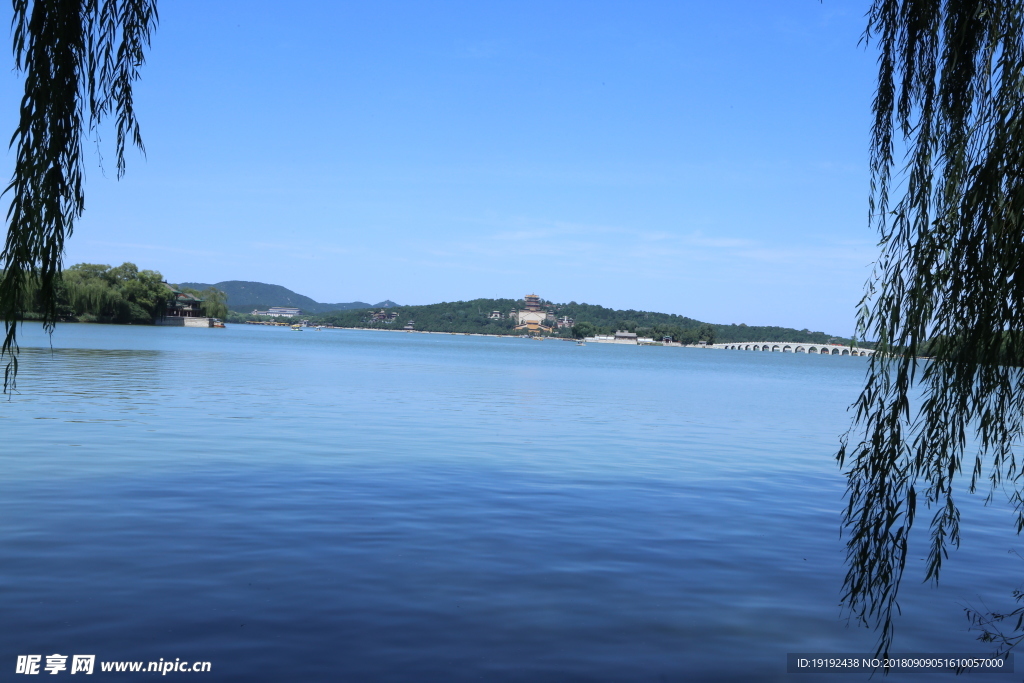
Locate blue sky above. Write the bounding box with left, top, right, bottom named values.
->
left=0, top=1, right=880, bottom=334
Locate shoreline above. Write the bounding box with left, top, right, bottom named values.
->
left=296, top=325, right=709, bottom=346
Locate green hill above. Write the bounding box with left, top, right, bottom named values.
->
left=307, top=297, right=849, bottom=344
left=175, top=280, right=397, bottom=314
left=172, top=281, right=847, bottom=344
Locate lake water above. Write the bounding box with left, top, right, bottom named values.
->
left=1, top=323, right=1021, bottom=681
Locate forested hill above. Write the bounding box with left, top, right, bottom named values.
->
left=176, top=280, right=397, bottom=314
left=308, top=298, right=845, bottom=344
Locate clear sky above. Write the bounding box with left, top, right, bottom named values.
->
left=0, top=1, right=880, bottom=335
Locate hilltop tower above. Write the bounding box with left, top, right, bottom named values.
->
left=514, top=293, right=554, bottom=333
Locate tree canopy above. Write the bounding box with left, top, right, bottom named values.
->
left=60, top=262, right=165, bottom=323
left=9, top=262, right=224, bottom=324
left=839, top=0, right=1024, bottom=656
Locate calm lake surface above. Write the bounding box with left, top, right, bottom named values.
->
left=2, top=323, right=1021, bottom=681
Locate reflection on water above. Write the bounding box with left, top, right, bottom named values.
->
left=0, top=323, right=1020, bottom=681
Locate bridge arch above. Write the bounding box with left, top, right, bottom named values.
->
left=711, top=342, right=874, bottom=357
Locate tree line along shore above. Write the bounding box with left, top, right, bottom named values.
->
left=286, top=299, right=852, bottom=346
left=8, top=262, right=857, bottom=346
left=10, top=263, right=227, bottom=324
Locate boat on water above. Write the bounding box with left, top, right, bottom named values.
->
left=576, top=340, right=585, bottom=346
left=290, top=324, right=303, bottom=331
left=212, top=319, right=226, bottom=328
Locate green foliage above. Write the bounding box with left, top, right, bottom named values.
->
left=839, top=0, right=1024, bottom=657
left=181, top=287, right=228, bottom=319
left=0, top=0, right=158, bottom=391
left=307, top=296, right=840, bottom=343
left=224, top=310, right=251, bottom=324
left=59, top=263, right=167, bottom=323
left=312, top=299, right=520, bottom=334
left=571, top=321, right=595, bottom=339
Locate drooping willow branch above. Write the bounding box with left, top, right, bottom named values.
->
left=839, top=0, right=1024, bottom=657
left=0, top=0, right=157, bottom=391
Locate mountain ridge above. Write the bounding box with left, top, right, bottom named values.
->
left=175, top=280, right=397, bottom=314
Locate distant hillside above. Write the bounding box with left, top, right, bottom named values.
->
left=307, top=297, right=846, bottom=344
left=171, top=281, right=842, bottom=343
left=176, top=281, right=397, bottom=314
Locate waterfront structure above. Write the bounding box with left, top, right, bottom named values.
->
left=707, top=342, right=875, bottom=356
left=586, top=331, right=657, bottom=345
left=614, top=330, right=638, bottom=344
left=162, top=284, right=203, bottom=318
left=579, top=336, right=871, bottom=353
left=252, top=307, right=302, bottom=317
left=156, top=284, right=213, bottom=327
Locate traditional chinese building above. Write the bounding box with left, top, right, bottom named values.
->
left=613, top=330, right=638, bottom=344
left=163, top=284, right=203, bottom=318
left=370, top=309, right=399, bottom=322
left=156, top=284, right=213, bottom=327
left=513, top=293, right=555, bottom=333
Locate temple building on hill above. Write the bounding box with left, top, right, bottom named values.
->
left=513, top=293, right=555, bottom=333
left=370, top=309, right=399, bottom=322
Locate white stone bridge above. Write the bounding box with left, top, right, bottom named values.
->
left=707, top=342, right=874, bottom=356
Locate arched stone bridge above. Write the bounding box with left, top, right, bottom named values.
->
left=707, top=342, right=875, bottom=356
